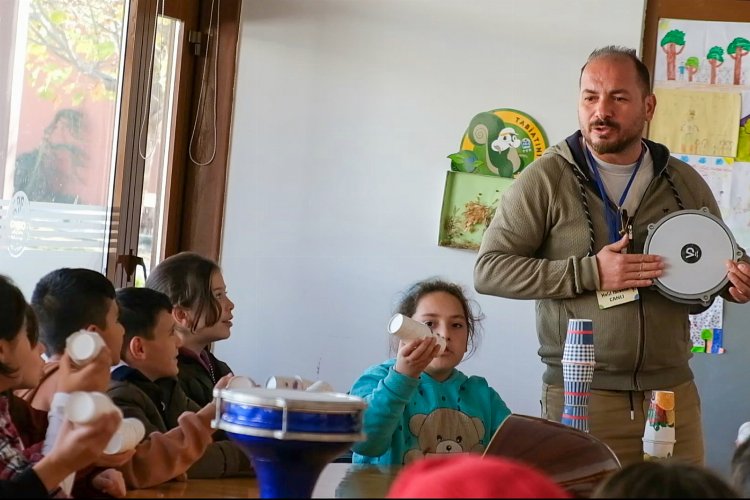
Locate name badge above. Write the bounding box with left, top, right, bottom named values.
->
left=596, top=288, right=639, bottom=309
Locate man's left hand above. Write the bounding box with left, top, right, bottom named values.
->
left=726, top=261, right=750, bottom=303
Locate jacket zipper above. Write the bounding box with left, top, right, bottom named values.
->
left=627, top=159, right=670, bottom=391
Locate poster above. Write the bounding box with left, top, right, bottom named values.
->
left=655, top=18, right=750, bottom=86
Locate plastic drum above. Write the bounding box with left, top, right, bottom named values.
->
left=643, top=207, right=743, bottom=306
left=213, top=387, right=366, bottom=498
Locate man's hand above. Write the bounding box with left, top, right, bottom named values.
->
left=726, top=260, right=750, bottom=303
left=595, top=234, right=663, bottom=290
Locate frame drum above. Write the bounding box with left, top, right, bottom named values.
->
left=213, top=387, right=366, bottom=498
left=643, top=207, right=743, bottom=305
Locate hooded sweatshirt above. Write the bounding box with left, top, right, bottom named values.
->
left=474, top=131, right=740, bottom=391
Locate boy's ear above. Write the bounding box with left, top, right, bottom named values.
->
left=127, top=336, right=147, bottom=361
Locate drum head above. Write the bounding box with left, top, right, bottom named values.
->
left=644, top=208, right=742, bottom=305
left=213, top=387, right=366, bottom=442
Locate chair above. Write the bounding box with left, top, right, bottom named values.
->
left=483, top=413, right=621, bottom=498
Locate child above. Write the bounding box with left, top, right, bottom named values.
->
left=592, top=460, right=739, bottom=498
left=386, top=454, right=569, bottom=498
left=0, top=274, right=122, bottom=498
left=731, top=437, right=750, bottom=497
left=350, top=278, right=511, bottom=465
left=16, top=268, right=129, bottom=496
left=145, top=252, right=235, bottom=407
left=108, top=287, right=252, bottom=479
left=19, top=268, right=219, bottom=490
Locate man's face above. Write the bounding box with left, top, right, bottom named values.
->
left=578, top=56, right=655, bottom=161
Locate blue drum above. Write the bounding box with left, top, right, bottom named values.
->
left=213, top=387, right=367, bottom=498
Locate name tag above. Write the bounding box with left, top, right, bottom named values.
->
left=596, top=288, right=639, bottom=309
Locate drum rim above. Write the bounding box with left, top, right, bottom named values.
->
left=213, top=387, right=367, bottom=412
left=643, top=207, right=742, bottom=304
left=212, top=419, right=366, bottom=442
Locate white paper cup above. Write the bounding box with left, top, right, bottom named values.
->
left=387, top=314, right=446, bottom=354
left=227, top=375, right=258, bottom=390
left=65, top=391, right=119, bottom=424
left=266, top=375, right=297, bottom=389
left=66, top=330, right=105, bottom=366
left=306, top=380, right=335, bottom=392
left=104, top=417, right=145, bottom=454
left=643, top=438, right=675, bottom=459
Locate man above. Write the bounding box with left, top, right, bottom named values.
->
left=473, top=45, right=750, bottom=467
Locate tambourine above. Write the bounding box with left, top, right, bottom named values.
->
left=643, top=207, right=743, bottom=305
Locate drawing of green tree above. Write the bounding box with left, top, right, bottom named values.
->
left=660, top=29, right=686, bottom=81
left=728, top=37, right=750, bottom=85
left=685, top=57, right=699, bottom=82
left=706, top=46, right=724, bottom=84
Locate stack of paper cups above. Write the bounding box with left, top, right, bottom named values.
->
left=387, top=313, right=446, bottom=354
left=561, top=319, right=595, bottom=433
left=65, top=391, right=121, bottom=423
left=104, top=418, right=146, bottom=454
left=643, top=390, right=676, bottom=460
left=66, top=330, right=105, bottom=366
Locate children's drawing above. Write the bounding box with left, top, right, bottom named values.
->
left=737, top=90, right=750, bottom=162
left=448, top=109, right=548, bottom=179
left=656, top=19, right=750, bottom=86
left=649, top=88, right=740, bottom=157
left=689, top=297, right=725, bottom=354
left=678, top=153, right=750, bottom=258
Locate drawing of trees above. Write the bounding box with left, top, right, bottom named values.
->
left=706, top=46, right=724, bottom=84
left=685, top=57, right=699, bottom=82
left=661, top=29, right=686, bottom=81
left=728, top=37, right=750, bottom=85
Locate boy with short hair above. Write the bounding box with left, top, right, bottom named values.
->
left=109, top=287, right=252, bottom=479
left=19, top=268, right=221, bottom=490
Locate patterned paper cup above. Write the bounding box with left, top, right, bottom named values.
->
left=561, top=404, right=589, bottom=433
left=565, top=319, right=594, bottom=345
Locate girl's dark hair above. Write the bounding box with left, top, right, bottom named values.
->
left=593, top=460, right=739, bottom=498
left=0, top=275, right=38, bottom=376
left=392, top=277, right=483, bottom=358
left=145, top=251, right=221, bottom=332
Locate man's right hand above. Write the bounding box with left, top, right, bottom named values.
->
left=595, top=234, right=663, bottom=290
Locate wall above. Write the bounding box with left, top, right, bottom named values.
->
left=219, top=0, right=646, bottom=419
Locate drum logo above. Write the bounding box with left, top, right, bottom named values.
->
left=681, top=243, right=702, bottom=263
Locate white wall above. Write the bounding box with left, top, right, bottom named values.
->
left=219, top=0, right=646, bottom=417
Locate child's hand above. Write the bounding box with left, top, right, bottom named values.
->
left=57, top=348, right=113, bottom=394
left=213, top=374, right=234, bottom=391
left=91, top=468, right=127, bottom=497
left=394, top=337, right=441, bottom=379
left=94, top=448, right=136, bottom=467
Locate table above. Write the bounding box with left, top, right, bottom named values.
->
left=124, top=463, right=401, bottom=498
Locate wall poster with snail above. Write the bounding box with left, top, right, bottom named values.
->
left=439, top=108, right=548, bottom=251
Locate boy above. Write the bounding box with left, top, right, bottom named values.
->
left=19, top=268, right=219, bottom=489
left=109, top=287, right=252, bottom=479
